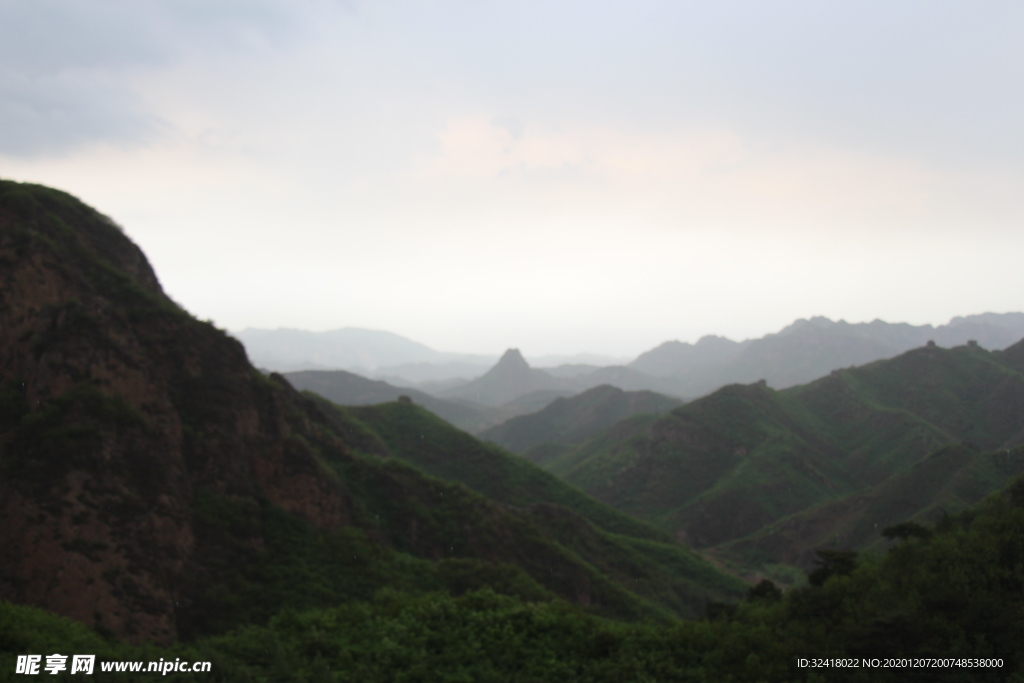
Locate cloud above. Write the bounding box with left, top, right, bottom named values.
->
left=410, top=114, right=1023, bottom=235
left=2, top=0, right=1023, bottom=354
left=0, top=0, right=303, bottom=157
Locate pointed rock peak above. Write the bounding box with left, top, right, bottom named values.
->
left=496, top=348, right=530, bottom=370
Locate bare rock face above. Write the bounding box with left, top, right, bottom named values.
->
left=0, top=182, right=355, bottom=643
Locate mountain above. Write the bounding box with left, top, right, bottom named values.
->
left=313, top=397, right=744, bottom=617
left=630, top=335, right=744, bottom=378
left=8, top=475, right=1024, bottom=680
left=715, top=441, right=1024, bottom=575
left=543, top=339, right=1024, bottom=578
left=570, top=365, right=681, bottom=394
left=370, top=361, right=490, bottom=385
left=282, top=369, right=501, bottom=433
left=234, top=328, right=632, bottom=381
left=435, top=349, right=682, bottom=409
left=479, top=385, right=682, bottom=461
left=233, top=327, right=497, bottom=373
left=631, top=314, right=1024, bottom=398
left=529, top=352, right=632, bottom=367
left=239, top=313, right=1024, bottom=396
left=439, top=349, right=580, bottom=407
left=0, top=180, right=744, bottom=645
left=282, top=370, right=581, bottom=434
left=544, top=363, right=604, bottom=378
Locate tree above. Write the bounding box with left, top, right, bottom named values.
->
left=807, top=549, right=858, bottom=587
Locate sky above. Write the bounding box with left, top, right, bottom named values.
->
left=2, top=0, right=1023, bottom=357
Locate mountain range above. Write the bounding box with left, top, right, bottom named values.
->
left=281, top=368, right=502, bottom=433
left=526, top=338, right=1024, bottom=582
left=0, top=180, right=743, bottom=644
left=282, top=351, right=681, bottom=434
left=236, top=314, right=1024, bottom=407
left=630, top=314, right=1024, bottom=397
left=479, top=384, right=682, bottom=462
left=266, top=304, right=1024, bottom=587
left=232, top=327, right=496, bottom=373
left=234, top=327, right=628, bottom=377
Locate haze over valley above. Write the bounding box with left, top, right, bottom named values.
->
left=238, top=311, right=1024, bottom=410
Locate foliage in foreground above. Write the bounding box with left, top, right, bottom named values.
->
left=5, top=479, right=1024, bottom=682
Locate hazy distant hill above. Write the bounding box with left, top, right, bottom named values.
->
left=234, top=327, right=497, bottom=372
left=543, top=364, right=603, bottom=378
left=239, top=314, right=1024, bottom=400
left=480, top=385, right=682, bottom=460
left=371, top=361, right=491, bottom=385
left=632, top=314, right=1024, bottom=398
left=431, top=350, right=683, bottom=410
left=545, top=339, right=1024, bottom=580
left=283, top=369, right=503, bottom=433
left=630, top=335, right=743, bottom=378
left=439, top=349, right=580, bottom=407
left=571, top=365, right=680, bottom=394
left=235, top=328, right=629, bottom=380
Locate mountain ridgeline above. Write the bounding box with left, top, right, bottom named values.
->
left=538, top=337, right=1024, bottom=580
left=237, top=313, right=1024, bottom=405
left=284, top=349, right=683, bottom=437
left=282, top=368, right=505, bottom=433
left=479, top=384, right=682, bottom=463
left=629, top=314, right=1024, bottom=397
left=437, top=348, right=579, bottom=407
left=0, top=180, right=744, bottom=645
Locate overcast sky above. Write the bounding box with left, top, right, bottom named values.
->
left=2, top=0, right=1022, bottom=356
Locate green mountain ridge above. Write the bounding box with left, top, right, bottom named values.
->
left=479, top=384, right=682, bottom=459
left=307, top=396, right=745, bottom=616
left=716, top=442, right=1024, bottom=576
left=535, top=339, right=1024, bottom=576
left=282, top=368, right=503, bottom=433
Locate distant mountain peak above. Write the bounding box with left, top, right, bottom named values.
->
left=440, top=348, right=580, bottom=407
left=496, top=348, right=529, bottom=370
left=695, top=335, right=736, bottom=348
